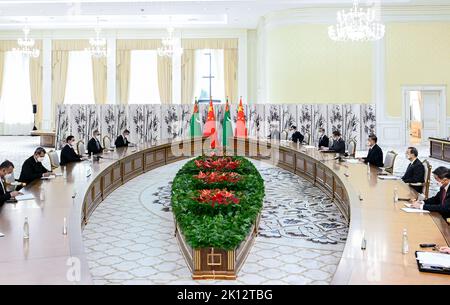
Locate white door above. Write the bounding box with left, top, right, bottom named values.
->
left=421, top=90, right=441, bottom=140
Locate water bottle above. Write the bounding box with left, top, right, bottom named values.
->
left=361, top=232, right=367, bottom=250
left=63, top=217, right=67, bottom=235
left=40, top=188, right=45, bottom=202
left=394, top=187, right=399, bottom=203
left=367, top=163, right=370, bottom=175
left=402, top=229, right=409, bottom=254
left=23, top=217, right=29, bottom=239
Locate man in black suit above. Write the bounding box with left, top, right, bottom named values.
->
left=411, top=167, right=450, bottom=219
left=18, top=147, right=52, bottom=185
left=0, top=160, right=22, bottom=207
left=87, top=130, right=103, bottom=155
left=326, top=130, right=346, bottom=154
left=289, top=126, right=304, bottom=144
left=60, top=135, right=87, bottom=166
left=115, top=129, right=131, bottom=148
left=318, top=127, right=329, bottom=149
left=401, top=147, right=425, bottom=193
left=361, top=135, right=384, bottom=167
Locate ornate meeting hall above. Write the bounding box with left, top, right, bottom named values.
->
left=0, top=0, right=449, bottom=287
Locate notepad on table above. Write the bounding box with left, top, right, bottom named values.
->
left=346, top=159, right=360, bottom=164
left=15, top=194, right=35, bottom=201
left=416, top=251, right=450, bottom=268
left=41, top=175, right=56, bottom=180
left=401, top=207, right=430, bottom=213
left=377, top=175, right=401, bottom=180
left=303, top=145, right=316, bottom=149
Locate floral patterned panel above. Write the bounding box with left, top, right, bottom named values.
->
left=342, top=104, right=361, bottom=150
left=69, top=105, right=88, bottom=148
left=162, top=105, right=181, bottom=141
left=116, top=105, right=128, bottom=139
left=86, top=105, right=101, bottom=145
left=281, top=104, right=298, bottom=133
left=248, top=104, right=264, bottom=138
left=297, top=105, right=313, bottom=141
left=179, top=104, right=193, bottom=139
left=361, top=104, right=376, bottom=143
left=264, top=105, right=281, bottom=138
left=129, top=104, right=145, bottom=144
left=143, top=104, right=161, bottom=145
left=101, top=105, right=116, bottom=143
left=55, top=105, right=69, bottom=149
left=327, top=104, right=344, bottom=135
left=312, top=104, right=328, bottom=145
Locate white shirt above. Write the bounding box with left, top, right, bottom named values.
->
left=419, top=183, right=449, bottom=210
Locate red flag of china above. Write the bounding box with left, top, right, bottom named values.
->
left=235, top=97, right=247, bottom=138
left=203, top=100, right=218, bottom=148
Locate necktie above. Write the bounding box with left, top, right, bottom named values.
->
left=441, top=187, right=446, bottom=207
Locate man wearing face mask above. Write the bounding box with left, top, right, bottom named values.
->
left=360, top=134, right=384, bottom=167
left=401, top=147, right=425, bottom=193
left=289, top=126, right=304, bottom=143
left=115, top=129, right=131, bottom=148
left=18, top=147, right=52, bottom=185
left=88, top=130, right=103, bottom=155
left=0, top=160, right=22, bottom=207
left=411, top=166, right=450, bottom=219
left=60, top=135, right=87, bottom=166
left=318, top=127, right=329, bottom=149
left=325, top=130, right=346, bottom=154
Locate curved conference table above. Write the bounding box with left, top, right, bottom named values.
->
left=0, top=137, right=449, bottom=284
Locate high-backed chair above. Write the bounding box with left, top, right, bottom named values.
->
left=382, top=151, right=398, bottom=174
left=280, top=131, right=288, bottom=141
left=409, top=160, right=432, bottom=199
left=347, top=139, right=357, bottom=157
left=303, top=133, right=310, bottom=145
left=48, top=150, right=60, bottom=170
left=103, top=135, right=112, bottom=150
left=76, top=140, right=86, bottom=156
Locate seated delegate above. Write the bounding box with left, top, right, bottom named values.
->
left=401, top=147, right=425, bottom=193
left=60, top=135, right=87, bottom=166
left=360, top=134, right=384, bottom=167
left=322, top=130, right=345, bottom=154
left=18, top=147, right=52, bottom=185
left=289, top=126, right=304, bottom=144
left=0, top=160, right=22, bottom=207
left=88, top=130, right=104, bottom=155
left=115, top=129, right=131, bottom=148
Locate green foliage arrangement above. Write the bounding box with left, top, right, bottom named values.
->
left=171, top=156, right=265, bottom=250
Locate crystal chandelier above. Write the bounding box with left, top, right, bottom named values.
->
left=157, top=27, right=183, bottom=58
left=13, top=26, right=40, bottom=58
left=328, top=0, right=385, bottom=42
left=85, top=26, right=107, bottom=58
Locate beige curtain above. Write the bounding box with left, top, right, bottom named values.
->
left=157, top=56, right=172, bottom=104
left=51, top=50, right=69, bottom=119
left=116, top=50, right=131, bottom=105
left=224, top=49, right=238, bottom=103
left=92, top=57, right=107, bottom=104
left=0, top=51, right=4, bottom=103
left=182, top=39, right=238, bottom=50
left=117, top=39, right=161, bottom=51
left=181, top=49, right=195, bottom=104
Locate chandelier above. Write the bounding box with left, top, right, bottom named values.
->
left=13, top=26, right=40, bottom=58
left=85, top=26, right=107, bottom=58
left=157, top=27, right=183, bottom=58
left=328, top=0, right=385, bottom=42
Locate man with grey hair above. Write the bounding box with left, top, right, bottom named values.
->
left=401, top=146, right=425, bottom=193
left=18, top=147, right=52, bottom=184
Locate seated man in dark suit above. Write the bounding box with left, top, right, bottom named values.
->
left=18, top=147, right=52, bottom=185
left=318, top=127, right=329, bottom=149
left=360, top=134, right=384, bottom=167
left=87, top=130, right=103, bottom=155
left=289, top=126, right=304, bottom=144
left=115, top=129, right=131, bottom=148
left=60, top=135, right=87, bottom=166
left=323, top=130, right=346, bottom=154
left=0, top=160, right=22, bottom=207
left=401, top=147, right=425, bottom=193
left=411, top=167, right=450, bottom=219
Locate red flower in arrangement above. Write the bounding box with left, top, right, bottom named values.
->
left=194, top=157, right=241, bottom=171
left=194, top=171, right=241, bottom=184
left=196, top=189, right=240, bottom=207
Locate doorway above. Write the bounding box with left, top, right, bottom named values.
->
left=403, top=86, right=446, bottom=145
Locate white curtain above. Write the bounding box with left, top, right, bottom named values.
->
left=0, top=52, right=34, bottom=135
left=65, top=51, right=95, bottom=105
left=128, top=50, right=161, bottom=104
left=193, top=49, right=225, bottom=102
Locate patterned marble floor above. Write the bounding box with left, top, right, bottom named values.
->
left=83, top=159, right=347, bottom=285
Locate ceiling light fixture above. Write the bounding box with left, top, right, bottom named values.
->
left=328, top=0, right=385, bottom=42
left=85, top=20, right=107, bottom=58
left=13, top=24, right=39, bottom=58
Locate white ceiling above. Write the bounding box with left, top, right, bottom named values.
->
left=0, top=0, right=449, bottom=29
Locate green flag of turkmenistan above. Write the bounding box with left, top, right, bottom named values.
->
left=223, top=98, right=233, bottom=147
left=190, top=98, right=202, bottom=138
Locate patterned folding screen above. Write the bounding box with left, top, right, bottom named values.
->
left=56, top=103, right=375, bottom=150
